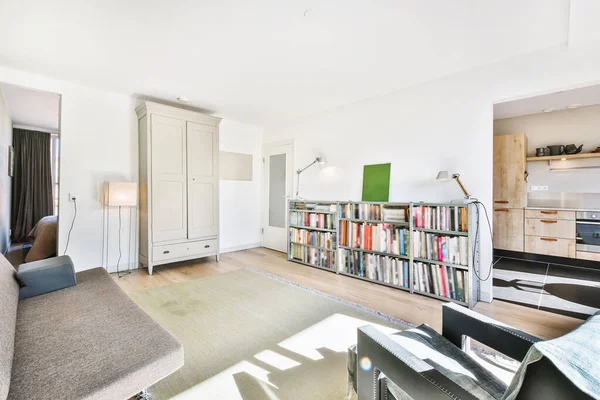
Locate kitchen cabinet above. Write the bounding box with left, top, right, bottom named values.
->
left=493, top=133, right=527, bottom=252
left=525, top=218, right=576, bottom=240
left=524, top=209, right=576, bottom=258
left=493, top=134, right=527, bottom=208
left=525, top=236, right=576, bottom=258
left=493, top=208, right=524, bottom=252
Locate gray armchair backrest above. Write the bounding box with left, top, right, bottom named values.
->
left=0, top=254, right=19, bottom=400
left=515, top=357, right=593, bottom=400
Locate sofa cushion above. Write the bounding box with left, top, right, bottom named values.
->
left=0, top=254, right=19, bottom=400
left=8, top=267, right=183, bottom=400
left=388, top=324, right=507, bottom=400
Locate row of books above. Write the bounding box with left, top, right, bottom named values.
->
left=382, top=207, right=408, bottom=223
left=339, top=203, right=381, bottom=220
left=289, top=228, right=336, bottom=249
left=339, top=221, right=410, bottom=256
left=290, top=202, right=336, bottom=213
left=339, top=250, right=410, bottom=288
left=339, top=203, right=409, bottom=223
left=413, top=262, right=466, bottom=302
left=289, top=212, right=335, bottom=229
left=412, top=205, right=468, bottom=232
left=290, top=244, right=336, bottom=270
left=412, top=231, right=469, bottom=266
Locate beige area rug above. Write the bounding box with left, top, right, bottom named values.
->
left=130, top=267, right=412, bottom=400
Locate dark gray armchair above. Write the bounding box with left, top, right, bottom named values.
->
left=355, top=302, right=597, bottom=399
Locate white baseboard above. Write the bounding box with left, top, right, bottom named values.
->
left=105, top=261, right=139, bottom=274
left=220, top=243, right=261, bottom=254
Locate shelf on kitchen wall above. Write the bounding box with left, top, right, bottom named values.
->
left=526, top=153, right=600, bottom=162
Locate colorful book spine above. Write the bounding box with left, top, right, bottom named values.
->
left=412, top=262, right=466, bottom=302
left=338, top=249, right=409, bottom=289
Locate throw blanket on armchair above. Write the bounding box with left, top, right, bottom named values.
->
left=503, top=311, right=600, bottom=399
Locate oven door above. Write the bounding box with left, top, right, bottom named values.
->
left=577, top=221, right=600, bottom=253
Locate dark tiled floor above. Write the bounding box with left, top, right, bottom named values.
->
left=493, top=257, right=600, bottom=319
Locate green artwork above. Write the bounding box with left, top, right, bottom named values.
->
left=362, top=163, right=391, bottom=201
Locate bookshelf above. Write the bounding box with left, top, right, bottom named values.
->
left=411, top=202, right=472, bottom=307
left=338, top=201, right=412, bottom=292
left=287, top=200, right=474, bottom=307
left=288, top=200, right=338, bottom=272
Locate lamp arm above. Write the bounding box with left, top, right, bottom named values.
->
left=453, top=175, right=470, bottom=198
left=296, top=170, right=302, bottom=199
left=295, top=159, right=319, bottom=198
left=296, top=159, right=318, bottom=175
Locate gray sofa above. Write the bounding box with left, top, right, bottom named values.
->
left=0, top=253, right=184, bottom=400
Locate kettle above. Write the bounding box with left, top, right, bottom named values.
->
left=565, top=144, right=583, bottom=154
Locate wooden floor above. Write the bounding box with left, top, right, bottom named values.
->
left=114, top=247, right=582, bottom=340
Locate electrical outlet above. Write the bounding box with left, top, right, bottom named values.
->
left=69, top=193, right=77, bottom=202
left=531, top=185, right=549, bottom=191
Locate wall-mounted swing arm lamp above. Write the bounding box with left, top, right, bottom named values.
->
left=296, top=156, right=327, bottom=199
left=436, top=170, right=471, bottom=199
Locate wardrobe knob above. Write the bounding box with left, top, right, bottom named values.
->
left=204, top=245, right=210, bottom=248
left=163, top=250, right=170, bottom=254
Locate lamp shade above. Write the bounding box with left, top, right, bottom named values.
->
left=436, top=170, right=450, bottom=181
left=104, top=181, right=137, bottom=206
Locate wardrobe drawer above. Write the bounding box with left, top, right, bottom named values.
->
left=524, top=209, right=575, bottom=221
left=153, top=239, right=218, bottom=262
left=524, top=236, right=576, bottom=258
left=524, top=218, right=576, bottom=240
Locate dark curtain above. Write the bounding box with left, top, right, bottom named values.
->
left=11, top=129, right=53, bottom=242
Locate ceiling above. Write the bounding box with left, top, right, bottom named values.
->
left=494, top=83, right=600, bottom=120
left=0, top=83, right=60, bottom=132
left=0, top=0, right=571, bottom=125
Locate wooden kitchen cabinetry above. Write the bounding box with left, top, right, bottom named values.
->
left=494, top=208, right=524, bottom=251
left=493, top=134, right=527, bottom=251
left=525, top=209, right=576, bottom=258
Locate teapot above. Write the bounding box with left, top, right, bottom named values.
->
left=564, top=144, right=583, bottom=154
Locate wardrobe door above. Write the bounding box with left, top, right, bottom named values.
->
left=187, top=121, right=218, bottom=239
left=151, top=114, right=188, bottom=242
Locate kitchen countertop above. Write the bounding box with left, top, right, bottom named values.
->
left=525, top=206, right=600, bottom=213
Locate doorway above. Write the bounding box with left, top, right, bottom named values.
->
left=0, top=82, right=61, bottom=266
left=262, top=140, right=294, bottom=252
left=492, top=83, right=600, bottom=319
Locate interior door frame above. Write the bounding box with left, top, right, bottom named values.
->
left=261, top=138, right=294, bottom=251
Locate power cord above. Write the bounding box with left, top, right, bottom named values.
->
left=63, top=199, right=77, bottom=255
left=116, top=205, right=130, bottom=278
left=469, top=198, right=494, bottom=282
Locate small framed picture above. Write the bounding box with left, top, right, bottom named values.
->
left=8, top=145, right=14, bottom=177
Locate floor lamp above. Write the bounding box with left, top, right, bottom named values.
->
left=104, top=181, right=138, bottom=277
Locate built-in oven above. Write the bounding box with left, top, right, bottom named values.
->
left=576, top=211, right=600, bottom=253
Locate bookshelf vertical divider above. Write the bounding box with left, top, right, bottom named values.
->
left=288, top=200, right=474, bottom=308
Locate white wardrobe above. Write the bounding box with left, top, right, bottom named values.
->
left=136, top=101, right=220, bottom=274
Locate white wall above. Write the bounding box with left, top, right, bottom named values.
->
left=494, top=105, right=600, bottom=193
left=0, top=88, right=12, bottom=254
left=219, top=119, right=262, bottom=253
left=264, top=43, right=600, bottom=302
left=0, top=65, right=138, bottom=272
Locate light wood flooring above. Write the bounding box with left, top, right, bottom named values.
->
left=113, top=247, right=582, bottom=340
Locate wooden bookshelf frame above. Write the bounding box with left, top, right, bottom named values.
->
left=287, top=200, right=475, bottom=308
